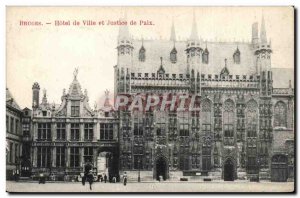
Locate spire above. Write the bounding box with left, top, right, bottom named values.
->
left=189, top=10, right=199, bottom=41
left=42, top=89, right=48, bottom=104
left=170, top=17, right=176, bottom=41
left=260, top=14, right=267, bottom=44
left=118, top=10, right=130, bottom=41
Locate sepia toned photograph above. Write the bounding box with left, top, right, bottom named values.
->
left=5, top=6, right=295, bottom=193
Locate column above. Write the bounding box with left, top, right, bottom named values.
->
left=93, top=148, right=98, bottom=167
left=80, top=147, right=84, bottom=167
left=33, top=122, right=37, bottom=140
left=95, top=122, right=100, bottom=141
left=52, top=147, right=56, bottom=167
left=33, top=146, right=37, bottom=167
left=66, top=123, right=70, bottom=141
left=80, top=123, right=84, bottom=141
left=52, top=123, right=57, bottom=141
left=66, top=147, right=70, bottom=167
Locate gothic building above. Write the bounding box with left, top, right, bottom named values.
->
left=114, top=14, right=294, bottom=182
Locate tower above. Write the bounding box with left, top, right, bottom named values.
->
left=116, top=12, right=133, bottom=95
left=32, top=82, right=40, bottom=109
left=255, top=15, right=272, bottom=97
left=186, top=11, right=202, bottom=95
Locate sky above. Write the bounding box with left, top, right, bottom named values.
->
left=6, top=6, right=294, bottom=109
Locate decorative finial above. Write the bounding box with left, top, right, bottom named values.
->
left=43, top=89, right=47, bottom=97
left=160, top=57, right=163, bottom=65
left=94, top=101, right=97, bottom=110
left=105, top=89, right=110, bottom=97
left=225, top=58, right=227, bottom=67
left=73, top=67, right=79, bottom=79
left=63, top=88, right=66, bottom=96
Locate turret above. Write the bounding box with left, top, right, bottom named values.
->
left=116, top=12, right=133, bottom=95
left=186, top=11, right=202, bottom=95
left=252, top=22, right=259, bottom=46
left=255, top=15, right=272, bottom=97
left=32, top=82, right=40, bottom=109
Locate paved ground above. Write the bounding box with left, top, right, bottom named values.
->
left=6, top=181, right=294, bottom=193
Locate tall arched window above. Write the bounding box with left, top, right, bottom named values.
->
left=201, top=99, right=212, bottom=134
left=246, top=99, right=258, bottom=138
left=170, top=47, right=177, bottom=63
left=233, top=47, right=240, bottom=64
left=201, top=99, right=212, bottom=171
left=202, top=48, right=209, bottom=64
left=274, top=101, right=287, bottom=127
left=139, top=46, right=146, bottom=62
left=223, top=99, right=235, bottom=146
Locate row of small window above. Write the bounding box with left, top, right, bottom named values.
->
left=203, top=74, right=256, bottom=81
left=131, top=72, right=187, bottom=79
left=6, top=115, right=20, bottom=134
left=37, top=123, right=113, bottom=141
left=36, top=147, right=94, bottom=168
left=7, top=141, right=20, bottom=164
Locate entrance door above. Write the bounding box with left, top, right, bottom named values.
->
left=156, top=157, right=167, bottom=180
left=224, top=159, right=235, bottom=181
left=21, top=159, right=31, bottom=177
left=271, top=155, right=288, bottom=182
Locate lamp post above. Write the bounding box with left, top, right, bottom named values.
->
left=138, top=158, right=141, bottom=182
left=257, top=156, right=261, bottom=182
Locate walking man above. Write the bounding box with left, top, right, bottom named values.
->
left=87, top=170, right=94, bottom=190
left=104, top=174, right=107, bottom=183
left=123, top=172, right=127, bottom=186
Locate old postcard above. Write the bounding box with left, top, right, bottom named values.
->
left=6, top=6, right=295, bottom=193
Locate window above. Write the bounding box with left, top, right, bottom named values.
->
left=133, top=145, right=143, bottom=169
left=223, top=100, right=234, bottom=145
left=134, top=123, right=143, bottom=136
left=100, top=123, right=113, bottom=140
left=172, top=74, right=176, bottom=79
left=6, top=116, right=9, bottom=132
left=84, top=147, right=93, bottom=163
left=71, top=101, right=80, bottom=117
left=56, top=123, right=66, bottom=140
left=202, top=145, right=211, bottom=171
left=56, top=147, right=65, bottom=167
left=191, top=154, right=200, bottom=169
left=201, top=99, right=212, bottom=134
left=145, top=73, right=148, bottom=78
left=170, top=47, right=177, bottom=63
left=274, top=101, right=287, bottom=128
left=15, top=119, right=19, bottom=134
left=38, top=123, right=51, bottom=140
left=202, top=48, right=209, bottom=64
left=233, top=48, right=240, bottom=64
left=236, top=75, right=240, bottom=80
left=10, top=117, right=14, bottom=133
left=15, top=144, right=18, bottom=163
left=138, top=73, right=142, bottom=77
left=70, top=147, right=79, bottom=167
left=84, top=123, right=94, bottom=140
left=157, top=123, right=166, bottom=136
left=9, top=143, right=13, bottom=163
left=179, top=124, right=189, bottom=136
left=37, top=147, right=51, bottom=168
left=42, top=111, right=47, bottom=117
left=152, top=73, right=155, bottom=78
left=70, top=123, right=80, bottom=141
left=246, top=100, right=258, bottom=137
left=139, top=46, right=146, bottom=62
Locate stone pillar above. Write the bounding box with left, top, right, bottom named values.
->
left=66, top=122, right=70, bottom=141
left=80, top=123, right=84, bottom=141
left=33, top=122, right=37, bottom=140
left=66, top=147, right=70, bottom=167
left=95, top=122, right=100, bottom=141
left=80, top=147, right=84, bottom=167
left=33, top=147, right=37, bottom=167
left=93, top=148, right=98, bottom=167
left=52, top=123, right=57, bottom=141
left=52, top=147, right=56, bottom=167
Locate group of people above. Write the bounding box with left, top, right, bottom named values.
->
left=81, top=171, right=128, bottom=190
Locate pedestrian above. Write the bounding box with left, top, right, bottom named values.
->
left=123, top=172, right=127, bottom=186
left=81, top=173, right=86, bottom=186
left=104, top=174, right=107, bottom=183
left=87, top=170, right=94, bottom=190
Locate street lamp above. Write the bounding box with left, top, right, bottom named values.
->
left=257, top=156, right=261, bottom=182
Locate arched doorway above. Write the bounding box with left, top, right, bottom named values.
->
left=224, top=158, right=235, bottom=181
left=155, top=157, right=168, bottom=181
left=97, top=147, right=119, bottom=182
